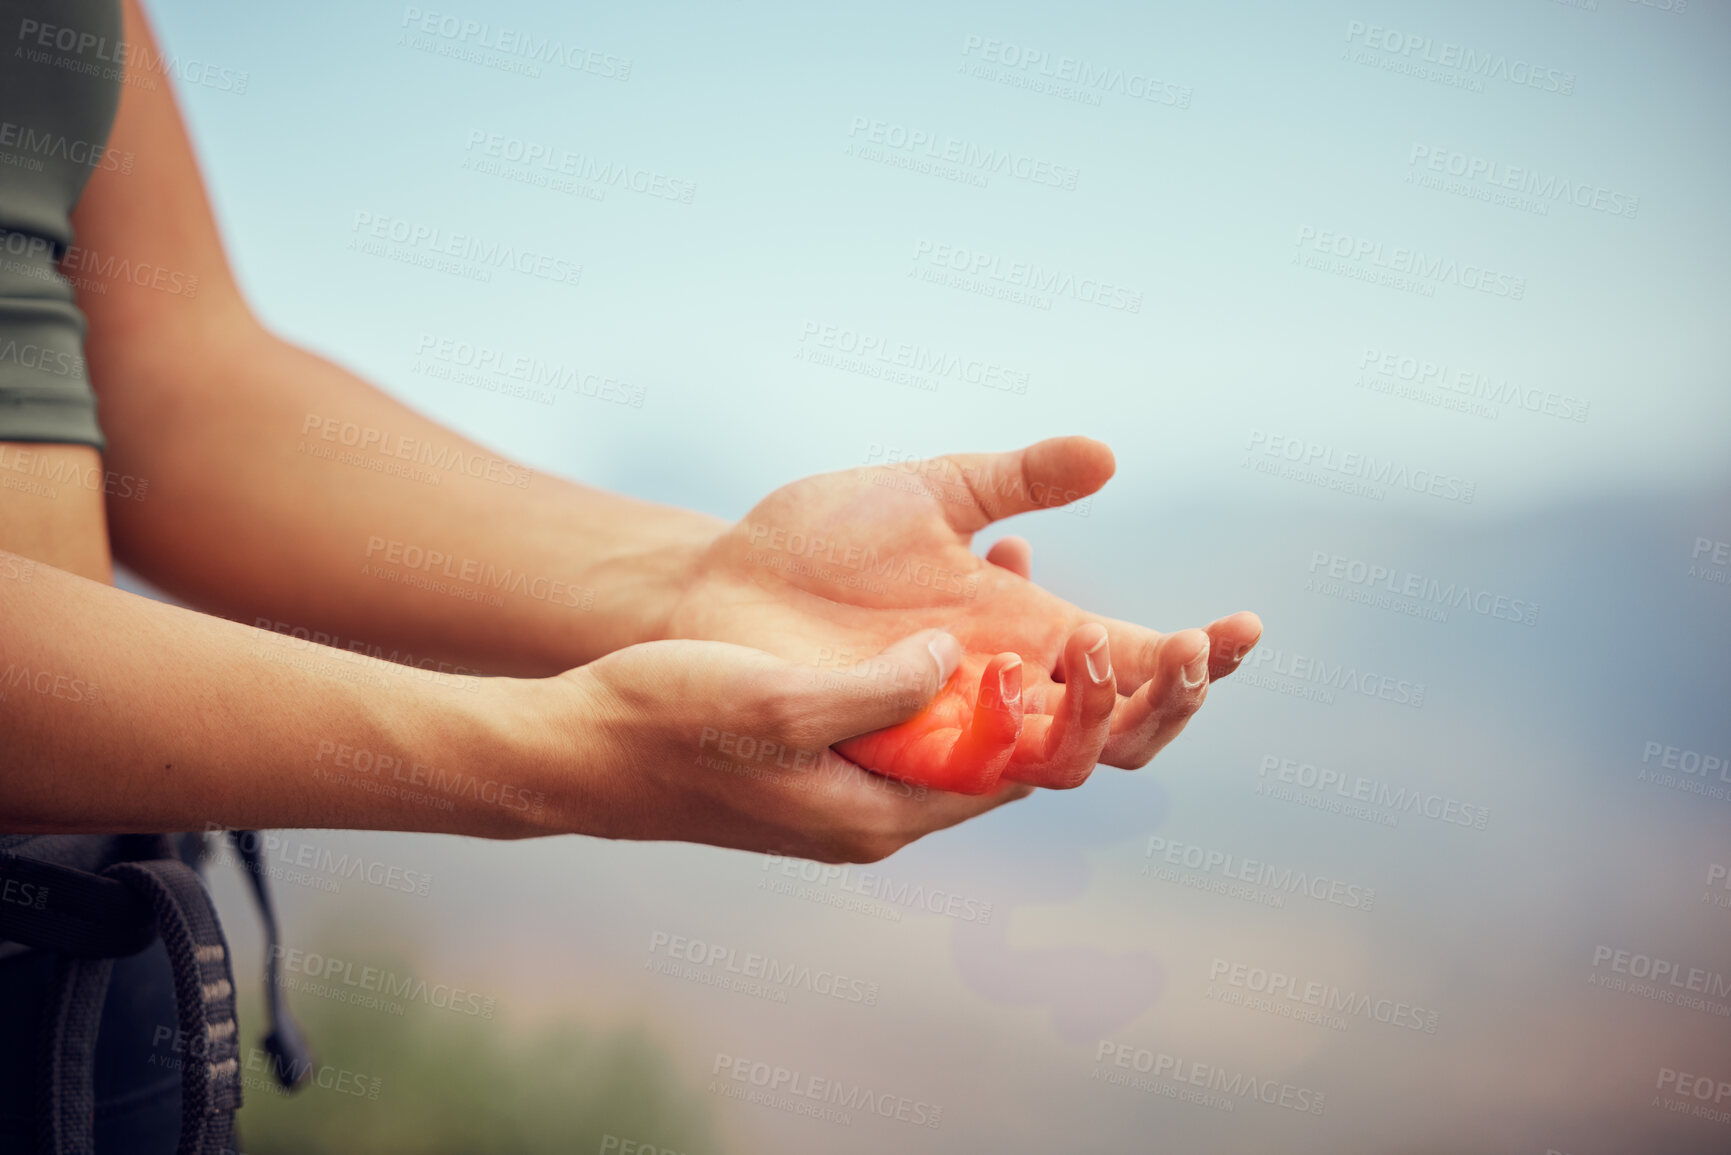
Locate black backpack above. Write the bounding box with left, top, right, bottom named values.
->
left=0, top=830, right=311, bottom=1154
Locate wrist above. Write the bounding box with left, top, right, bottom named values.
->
left=460, top=669, right=618, bottom=840
left=566, top=508, right=728, bottom=657
left=357, top=672, right=572, bottom=840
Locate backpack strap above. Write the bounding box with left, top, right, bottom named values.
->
left=0, top=851, right=156, bottom=959
left=36, top=956, right=115, bottom=1155
left=4, top=832, right=315, bottom=1152
left=6, top=849, right=242, bottom=1155
left=226, top=831, right=314, bottom=1090
left=103, top=858, right=243, bottom=1155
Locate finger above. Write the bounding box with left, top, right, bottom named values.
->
left=1203, top=611, right=1263, bottom=681
left=1098, top=611, right=1259, bottom=696
left=814, top=770, right=1038, bottom=861
left=810, top=628, right=961, bottom=742
left=1004, top=624, right=1117, bottom=789
left=943, top=653, right=1024, bottom=794
left=984, top=535, right=1033, bottom=579
left=887, top=775, right=1036, bottom=837
left=1099, top=628, right=1210, bottom=769
left=926, top=436, right=1116, bottom=533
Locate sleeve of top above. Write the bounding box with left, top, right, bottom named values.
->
left=0, top=0, right=126, bottom=451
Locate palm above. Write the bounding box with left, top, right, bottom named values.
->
left=663, top=439, right=1260, bottom=789
left=835, top=650, right=1022, bottom=793
left=666, top=457, right=1075, bottom=691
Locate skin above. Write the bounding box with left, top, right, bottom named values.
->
left=838, top=650, right=1029, bottom=795
left=0, top=0, right=1261, bottom=862
left=667, top=439, right=1263, bottom=791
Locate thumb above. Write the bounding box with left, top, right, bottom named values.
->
left=810, top=628, right=961, bottom=741
left=929, top=436, right=1116, bottom=532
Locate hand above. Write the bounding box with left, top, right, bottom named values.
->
left=836, top=649, right=1029, bottom=795
left=536, top=628, right=1032, bottom=862
left=664, top=437, right=1262, bottom=790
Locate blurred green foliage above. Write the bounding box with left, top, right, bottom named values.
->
left=230, top=947, right=729, bottom=1155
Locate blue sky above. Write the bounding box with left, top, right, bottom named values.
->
left=146, top=1, right=1731, bottom=1150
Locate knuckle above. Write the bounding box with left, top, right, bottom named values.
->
left=1134, top=634, right=1164, bottom=678
left=848, top=833, right=902, bottom=864
left=750, top=671, right=807, bottom=737
left=1052, top=762, right=1095, bottom=790
left=828, top=814, right=905, bottom=864
left=1084, top=686, right=1118, bottom=723
left=1112, top=739, right=1157, bottom=770
left=885, top=679, right=930, bottom=717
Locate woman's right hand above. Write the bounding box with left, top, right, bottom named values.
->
left=527, top=629, right=1034, bottom=863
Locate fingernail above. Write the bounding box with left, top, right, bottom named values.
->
left=1181, top=643, right=1209, bottom=689
left=1084, top=633, right=1112, bottom=684
left=998, top=657, right=1022, bottom=704
left=927, top=632, right=961, bottom=686
left=1232, top=642, right=1252, bottom=664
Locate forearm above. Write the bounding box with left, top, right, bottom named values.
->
left=99, top=322, right=724, bottom=675
left=63, top=0, right=723, bottom=676
left=0, top=549, right=566, bottom=838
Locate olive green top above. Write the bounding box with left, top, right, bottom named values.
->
left=0, top=0, right=124, bottom=449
